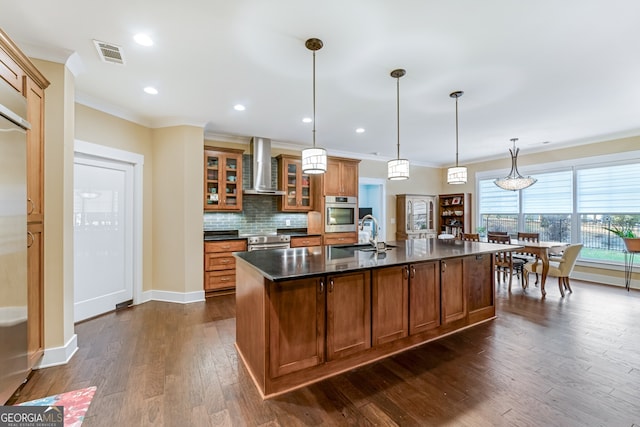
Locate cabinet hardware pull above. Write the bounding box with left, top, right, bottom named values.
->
left=403, top=266, right=408, bottom=280
left=329, top=279, right=334, bottom=293
left=221, top=245, right=230, bottom=250
left=442, top=261, right=447, bottom=272
left=27, top=231, right=34, bottom=248
left=220, top=278, right=230, bottom=282
left=221, top=260, right=229, bottom=264
left=411, top=265, right=416, bottom=278
left=320, top=280, right=324, bottom=293
left=27, top=198, right=34, bottom=214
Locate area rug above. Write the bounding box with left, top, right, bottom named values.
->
left=17, top=386, right=96, bottom=427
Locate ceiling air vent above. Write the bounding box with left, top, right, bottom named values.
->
left=93, top=40, right=125, bottom=65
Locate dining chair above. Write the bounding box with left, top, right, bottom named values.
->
left=487, top=233, right=524, bottom=292
left=514, top=232, right=540, bottom=286
left=460, top=233, right=480, bottom=242
left=523, top=243, right=583, bottom=297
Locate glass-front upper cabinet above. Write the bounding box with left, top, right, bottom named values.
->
left=277, top=155, right=313, bottom=212
left=204, top=147, right=243, bottom=211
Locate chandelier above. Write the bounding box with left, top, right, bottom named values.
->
left=301, top=38, right=327, bottom=174
left=494, top=138, right=537, bottom=191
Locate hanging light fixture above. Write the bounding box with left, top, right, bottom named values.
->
left=387, top=69, right=409, bottom=180
left=301, top=38, right=327, bottom=174
left=494, top=138, right=537, bottom=191
left=447, top=90, right=467, bottom=184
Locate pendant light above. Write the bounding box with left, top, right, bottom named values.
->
left=387, top=69, right=409, bottom=180
left=301, top=38, right=327, bottom=174
left=447, top=91, right=467, bottom=184
left=494, top=138, right=537, bottom=191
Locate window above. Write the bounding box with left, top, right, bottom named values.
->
left=477, top=156, right=640, bottom=265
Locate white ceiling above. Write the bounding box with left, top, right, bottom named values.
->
left=2, top=0, right=640, bottom=167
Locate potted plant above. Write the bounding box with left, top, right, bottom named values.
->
left=603, top=224, right=640, bottom=252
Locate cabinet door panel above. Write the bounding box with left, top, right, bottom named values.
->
left=441, top=258, right=466, bottom=324
left=269, top=277, right=325, bottom=377
left=372, top=266, right=408, bottom=345
left=26, top=78, right=44, bottom=222
left=409, top=261, right=441, bottom=335
left=341, top=162, right=358, bottom=196
left=27, top=222, right=44, bottom=368
left=326, top=271, right=371, bottom=360
left=324, top=160, right=341, bottom=195
left=465, top=254, right=494, bottom=314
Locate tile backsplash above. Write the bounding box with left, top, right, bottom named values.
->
left=203, top=194, right=308, bottom=234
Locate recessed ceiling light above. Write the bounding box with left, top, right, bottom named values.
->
left=356, top=128, right=365, bottom=133
left=302, top=117, right=312, bottom=123
left=144, top=86, right=158, bottom=95
left=134, top=33, right=153, bottom=46
left=234, top=104, right=246, bottom=111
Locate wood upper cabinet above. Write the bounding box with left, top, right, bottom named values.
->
left=277, top=155, right=313, bottom=212
left=26, top=77, right=44, bottom=223
left=372, top=265, right=409, bottom=346
left=268, top=277, right=325, bottom=378
left=441, top=257, right=467, bottom=324
left=204, top=147, right=243, bottom=211
left=326, top=270, right=371, bottom=361
left=0, top=41, right=24, bottom=91
left=323, top=157, right=359, bottom=197
left=409, top=261, right=441, bottom=335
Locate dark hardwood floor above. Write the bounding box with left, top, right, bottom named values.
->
left=10, top=279, right=640, bottom=426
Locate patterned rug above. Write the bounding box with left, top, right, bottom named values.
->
left=17, top=386, right=96, bottom=427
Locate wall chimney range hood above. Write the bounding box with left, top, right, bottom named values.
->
left=243, top=137, right=285, bottom=195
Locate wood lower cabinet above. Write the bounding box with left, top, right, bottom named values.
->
left=441, top=257, right=467, bottom=324
left=409, top=261, right=441, bottom=335
left=204, top=239, right=247, bottom=292
left=235, top=252, right=496, bottom=398
left=289, top=235, right=322, bottom=248
left=326, top=271, right=371, bottom=361
left=268, top=277, right=325, bottom=377
left=323, top=232, right=357, bottom=246
left=465, top=253, right=494, bottom=322
left=372, top=266, right=409, bottom=346
left=27, top=222, right=43, bottom=368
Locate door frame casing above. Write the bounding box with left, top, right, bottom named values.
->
left=73, top=140, right=144, bottom=308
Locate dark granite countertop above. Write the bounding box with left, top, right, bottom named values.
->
left=234, top=239, right=523, bottom=281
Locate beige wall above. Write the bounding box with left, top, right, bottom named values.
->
left=75, top=104, right=154, bottom=292
left=152, top=126, right=204, bottom=293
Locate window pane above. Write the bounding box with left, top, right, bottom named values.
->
left=479, top=179, right=518, bottom=214
left=577, top=163, right=640, bottom=212
left=522, top=171, right=572, bottom=213
left=524, top=214, right=571, bottom=242
left=480, top=214, right=518, bottom=235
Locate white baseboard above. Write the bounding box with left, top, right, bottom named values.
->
left=572, top=271, right=638, bottom=290
left=140, top=289, right=205, bottom=304
left=35, top=334, right=78, bottom=369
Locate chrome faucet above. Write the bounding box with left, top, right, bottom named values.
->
left=360, top=214, right=380, bottom=250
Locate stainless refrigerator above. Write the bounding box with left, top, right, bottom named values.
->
left=0, top=77, right=31, bottom=404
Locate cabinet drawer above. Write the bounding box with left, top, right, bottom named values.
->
left=205, top=240, right=247, bottom=253
left=205, top=271, right=236, bottom=290
left=205, top=253, right=236, bottom=271
left=324, top=232, right=357, bottom=246
left=290, top=236, right=322, bottom=248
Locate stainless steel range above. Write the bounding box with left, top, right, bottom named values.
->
left=246, top=234, right=291, bottom=251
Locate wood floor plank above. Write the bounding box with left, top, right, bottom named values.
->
left=10, top=279, right=640, bottom=426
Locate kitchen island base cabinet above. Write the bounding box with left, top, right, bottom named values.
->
left=235, top=247, right=497, bottom=399
left=327, top=271, right=371, bottom=360
left=372, top=266, right=408, bottom=346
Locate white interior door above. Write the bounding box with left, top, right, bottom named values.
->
left=74, top=155, right=134, bottom=321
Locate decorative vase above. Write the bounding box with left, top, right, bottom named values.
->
left=623, top=238, right=640, bottom=253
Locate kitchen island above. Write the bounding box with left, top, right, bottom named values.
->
left=234, top=239, right=520, bottom=398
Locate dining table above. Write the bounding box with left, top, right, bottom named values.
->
left=510, top=239, right=570, bottom=296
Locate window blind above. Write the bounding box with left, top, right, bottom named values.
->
left=478, top=179, right=518, bottom=213
left=577, top=163, right=640, bottom=212
left=522, top=170, right=573, bottom=213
